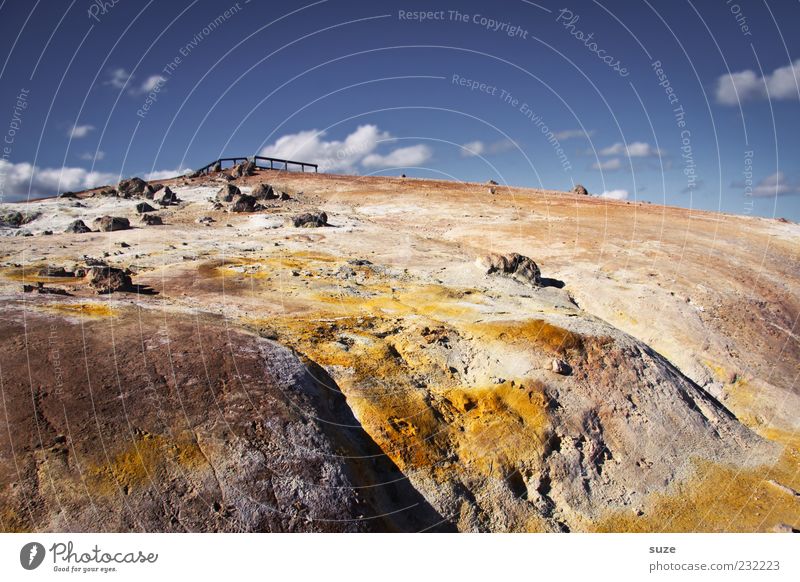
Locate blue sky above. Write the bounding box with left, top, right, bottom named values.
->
left=1, top=0, right=799, bottom=220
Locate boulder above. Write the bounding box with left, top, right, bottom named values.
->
left=95, top=216, right=130, bottom=232
left=86, top=266, right=132, bottom=294
left=231, top=159, right=256, bottom=178
left=140, top=214, right=163, bottom=226
left=38, top=266, right=73, bottom=277
left=217, top=183, right=241, bottom=203
left=291, top=211, right=327, bottom=228
left=154, top=186, right=177, bottom=206
left=476, top=252, right=541, bottom=286
left=251, top=183, right=277, bottom=200
left=573, top=184, right=589, bottom=196
left=135, top=202, right=156, bottom=213
left=0, top=210, right=39, bottom=227
left=210, top=161, right=222, bottom=173
left=64, top=219, right=92, bottom=234
left=59, top=191, right=77, bottom=199
left=551, top=358, right=570, bottom=375
left=229, top=194, right=258, bottom=213
left=117, top=177, right=149, bottom=198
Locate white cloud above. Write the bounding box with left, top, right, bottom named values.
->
left=139, top=75, right=166, bottom=93
left=598, top=189, right=629, bottom=200
left=144, top=167, right=192, bottom=181
left=362, top=144, right=432, bottom=168
left=459, top=139, right=515, bottom=158
left=79, top=150, right=105, bottom=161
left=554, top=129, right=594, bottom=141
left=716, top=59, right=800, bottom=105
left=106, top=68, right=131, bottom=89
left=104, top=68, right=167, bottom=95
left=260, top=124, right=392, bottom=172
left=69, top=124, right=95, bottom=139
left=0, top=160, right=117, bottom=199
left=599, top=141, right=662, bottom=157
left=461, top=140, right=485, bottom=157
left=752, top=171, right=797, bottom=197
left=592, top=158, right=622, bottom=170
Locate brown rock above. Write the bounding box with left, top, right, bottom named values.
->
left=86, top=266, right=132, bottom=293
left=95, top=216, right=130, bottom=232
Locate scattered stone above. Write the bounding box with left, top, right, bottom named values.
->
left=64, top=219, right=92, bottom=234
left=197, top=216, right=215, bottom=225
left=347, top=259, right=373, bottom=266
left=476, top=252, right=541, bottom=286
left=551, top=358, right=570, bottom=375
left=153, top=186, right=177, bottom=206
left=86, top=266, right=132, bottom=294
left=43, top=230, right=52, bottom=235
left=95, top=216, right=131, bottom=232
left=217, top=183, right=241, bottom=203
left=23, top=282, right=70, bottom=295
left=291, top=211, right=327, bottom=228
left=59, top=191, right=77, bottom=199
left=0, top=210, right=39, bottom=227
left=38, top=266, right=73, bottom=277
left=98, top=188, right=117, bottom=197
left=727, top=371, right=738, bottom=384
left=140, top=214, right=163, bottom=226
left=251, top=183, right=277, bottom=200
left=117, top=241, right=130, bottom=248
left=486, top=179, right=498, bottom=185
left=229, top=194, right=258, bottom=213
left=573, top=184, right=589, bottom=196
left=279, top=191, right=291, bottom=200
left=489, top=186, right=497, bottom=195
left=231, top=159, right=256, bottom=178
left=117, top=177, right=150, bottom=198
left=135, top=202, right=156, bottom=213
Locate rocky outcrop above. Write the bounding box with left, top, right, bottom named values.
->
left=476, top=252, right=542, bottom=286
left=0, top=306, right=450, bottom=532
left=153, top=186, right=177, bottom=206
left=140, top=214, right=163, bottom=226
left=135, top=202, right=156, bottom=213
left=231, top=160, right=256, bottom=178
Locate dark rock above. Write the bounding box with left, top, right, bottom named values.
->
left=291, top=211, right=327, bottom=228
left=476, top=252, right=542, bottom=286
left=573, top=184, right=589, bottom=196
left=1, top=210, right=39, bottom=227
left=251, top=183, right=277, bottom=200
left=486, top=179, right=498, bottom=185
left=117, top=177, right=150, bottom=198
left=135, top=202, right=156, bottom=213
left=64, top=219, right=92, bottom=234
left=38, top=266, right=73, bottom=277
left=86, top=266, right=132, bottom=293
left=231, top=159, right=256, bottom=178
left=95, top=216, right=131, bottom=232
left=140, top=214, right=163, bottom=226
left=23, top=282, right=70, bottom=295
left=229, top=194, right=258, bottom=213
left=153, top=186, right=177, bottom=206
left=217, top=183, right=241, bottom=203
left=59, top=191, right=77, bottom=199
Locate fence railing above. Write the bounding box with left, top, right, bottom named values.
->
left=196, top=156, right=318, bottom=175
